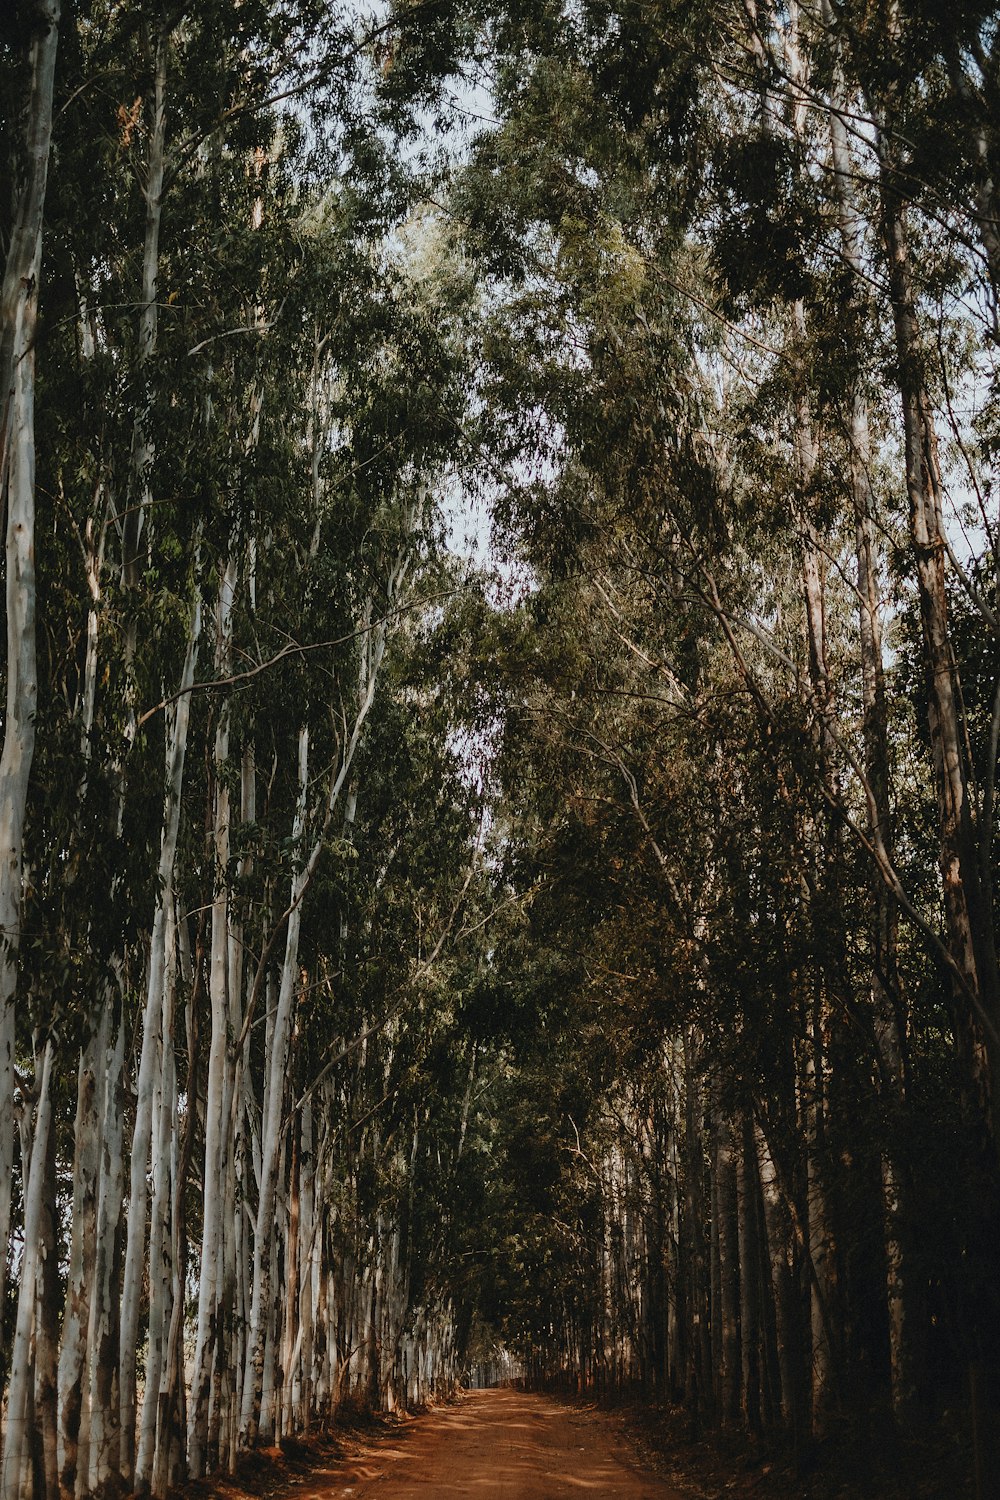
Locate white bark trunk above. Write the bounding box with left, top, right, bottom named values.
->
left=0, top=0, right=59, bottom=1377
left=189, top=559, right=237, bottom=1477
left=151, top=923, right=188, bottom=1498
left=120, top=593, right=201, bottom=1483
left=85, top=1019, right=125, bottom=1495
left=298, top=1099, right=316, bottom=1429
left=122, top=21, right=168, bottom=595
left=57, top=1021, right=103, bottom=1500
left=241, top=727, right=310, bottom=1445
left=136, top=895, right=179, bottom=1492
left=1, top=1040, right=54, bottom=1500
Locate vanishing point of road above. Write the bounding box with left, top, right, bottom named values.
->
left=318, top=1385, right=688, bottom=1498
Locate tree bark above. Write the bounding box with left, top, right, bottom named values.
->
left=737, top=1112, right=763, bottom=1435
left=756, top=1120, right=807, bottom=1453
left=189, top=561, right=237, bottom=1478
left=0, top=0, right=59, bottom=1368
left=1, top=1040, right=54, bottom=1500
left=241, top=726, right=310, bottom=1446
left=85, top=1019, right=125, bottom=1496
left=57, top=1023, right=102, bottom=1500
left=122, top=17, right=169, bottom=597
left=713, top=1110, right=742, bottom=1426
left=876, top=126, right=1000, bottom=1147
left=821, top=31, right=918, bottom=1419
left=34, top=1065, right=60, bottom=1500
left=120, top=592, right=201, bottom=1485
left=136, top=895, right=179, bottom=1492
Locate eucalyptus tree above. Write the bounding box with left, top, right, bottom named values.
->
left=447, top=0, right=1000, bottom=1469
left=0, top=2, right=60, bottom=1420
left=0, top=3, right=497, bottom=1498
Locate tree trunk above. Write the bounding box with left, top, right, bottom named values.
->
left=136, top=896, right=179, bottom=1492
left=822, top=36, right=918, bottom=1420
left=876, top=115, right=1000, bottom=1148
left=0, top=0, right=59, bottom=1367
left=122, top=17, right=168, bottom=596
left=299, top=1099, right=317, bottom=1430
left=737, top=1112, right=763, bottom=1435
left=34, top=1067, right=60, bottom=1500
left=241, top=727, right=310, bottom=1446
left=713, top=1110, right=742, bottom=1426
left=85, top=1019, right=125, bottom=1496
left=1, top=1040, right=54, bottom=1500
left=152, top=909, right=201, bottom=1499
left=189, top=561, right=237, bottom=1477
left=805, top=994, right=838, bottom=1435
left=681, top=1030, right=710, bottom=1428
left=57, top=1021, right=102, bottom=1500
left=756, top=1120, right=807, bottom=1453
left=120, top=591, right=201, bottom=1485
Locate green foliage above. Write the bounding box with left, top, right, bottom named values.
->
left=711, top=135, right=820, bottom=310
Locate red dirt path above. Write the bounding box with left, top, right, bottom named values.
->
left=298, top=1387, right=689, bottom=1498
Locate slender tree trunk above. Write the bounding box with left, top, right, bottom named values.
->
left=259, top=1201, right=283, bottom=1442
left=152, top=907, right=201, bottom=1499
left=136, top=895, right=179, bottom=1492
left=790, top=256, right=844, bottom=1434
left=1, top=1040, right=54, bottom=1500
left=120, top=592, right=201, bottom=1484
left=299, top=1099, right=317, bottom=1429
left=756, top=1120, right=807, bottom=1454
left=681, top=1030, right=710, bottom=1429
left=57, top=1023, right=102, bottom=1499
left=122, top=18, right=168, bottom=595
left=821, top=35, right=918, bottom=1419
left=282, top=1125, right=302, bottom=1435
left=944, top=50, right=1000, bottom=318
left=0, top=0, right=59, bottom=1369
left=115, top=25, right=171, bottom=1479
left=875, top=99, right=1000, bottom=1146
left=226, top=744, right=255, bottom=1455
left=713, top=1109, right=742, bottom=1426
left=189, top=561, right=237, bottom=1476
left=241, top=727, right=310, bottom=1446
left=805, top=987, right=838, bottom=1434
left=35, top=1067, right=60, bottom=1500
left=737, top=1112, right=763, bottom=1435
left=85, top=1018, right=126, bottom=1495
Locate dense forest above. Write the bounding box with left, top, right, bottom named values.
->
left=1, top=0, right=999, bottom=1496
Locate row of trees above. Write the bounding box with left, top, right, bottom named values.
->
left=0, top=4, right=500, bottom=1498
left=459, top=0, right=1000, bottom=1472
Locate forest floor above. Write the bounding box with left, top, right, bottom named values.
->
left=615, top=1393, right=980, bottom=1499
left=179, top=1385, right=983, bottom=1499
left=181, top=1386, right=688, bottom=1497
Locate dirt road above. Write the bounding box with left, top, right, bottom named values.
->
left=322, top=1386, right=688, bottom=1498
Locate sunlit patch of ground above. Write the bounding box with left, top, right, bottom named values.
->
left=172, top=1406, right=417, bottom=1500
left=171, top=1388, right=989, bottom=1500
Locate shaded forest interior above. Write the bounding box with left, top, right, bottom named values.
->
left=2, top=0, right=1000, bottom=1496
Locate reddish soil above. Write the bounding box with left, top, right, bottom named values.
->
left=320, top=1387, right=687, bottom=1498
left=180, top=1387, right=982, bottom=1500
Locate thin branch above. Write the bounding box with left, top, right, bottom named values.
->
left=135, top=588, right=459, bottom=730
